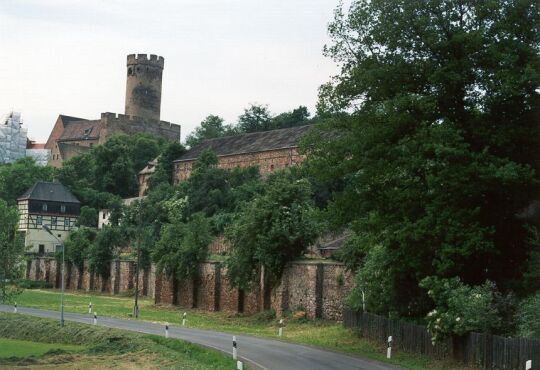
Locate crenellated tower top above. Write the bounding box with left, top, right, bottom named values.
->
left=125, top=53, right=164, bottom=121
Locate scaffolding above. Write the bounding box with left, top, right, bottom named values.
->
left=0, top=112, right=27, bottom=164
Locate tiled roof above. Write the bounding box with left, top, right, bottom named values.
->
left=176, top=125, right=312, bottom=162
left=59, top=115, right=88, bottom=125
left=59, top=120, right=101, bottom=141
left=17, top=181, right=80, bottom=203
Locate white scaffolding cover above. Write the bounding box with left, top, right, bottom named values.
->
left=0, top=112, right=28, bottom=164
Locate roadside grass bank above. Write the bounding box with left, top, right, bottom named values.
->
left=0, top=337, right=83, bottom=358
left=14, top=289, right=466, bottom=370
left=0, top=312, right=240, bottom=369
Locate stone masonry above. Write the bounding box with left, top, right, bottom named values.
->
left=26, top=257, right=353, bottom=320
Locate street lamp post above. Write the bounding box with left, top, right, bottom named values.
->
left=42, top=225, right=64, bottom=327
left=133, top=204, right=142, bottom=319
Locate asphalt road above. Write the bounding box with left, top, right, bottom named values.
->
left=0, top=305, right=398, bottom=370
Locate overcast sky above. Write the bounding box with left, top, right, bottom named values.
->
left=0, top=0, right=343, bottom=142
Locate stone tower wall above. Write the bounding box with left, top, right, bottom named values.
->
left=99, top=113, right=180, bottom=143
left=125, top=54, right=164, bottom=121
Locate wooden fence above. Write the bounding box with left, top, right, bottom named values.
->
left=343, top=309, right=540, bottom=369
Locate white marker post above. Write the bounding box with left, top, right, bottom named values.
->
left=88, top=302, right=92, bottom=314
left=278, top=319, right=283, bottom=337
left=232, top=336, right=237, bottom=360
left=236, top=360, right=243, bottom=370
left=93, top=312, right=97, bottom=325
left=182, top=312, right=187, bottom=326
left=165, top=322, right=169, bottom=338
left=387, top=336, right=392, bottom=359
left=13, top=303, right=17, bottom=314
left=526, top=360, right=532, bottom=370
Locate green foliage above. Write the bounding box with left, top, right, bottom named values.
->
left=347, top=245, right=394, bottom=315
left=16, top=279, right=52, bottom=289
left=0, top=157, right=54, bottom=204
left=523, top=225, right=540, bottom=293
left=87, top=226, right=124, bottom=277
left=305, top=0, right=540, bottom=320
left=64, top=227, right=97, bottom=270
left=420, top=277, right=501, bottom=343
left=153, top=213, right=212, bottom=280
left=0, top=199, right=24, bottom=303
left=78, top=206, right=98, bottom=227
left=270, top=106, right=311, bottom=129
left=58, top=133, right=163, bottom=204
left=147, top=142, right=186, bottom=190
left=185, top=115, right=232, bottom=148
left=237, top=104, right=272, bottom=133
left=517, top=292, right=540, bottom=339
left=226, top=171, right=319, bottom=289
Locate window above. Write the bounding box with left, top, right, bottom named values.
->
left=36, top=215, right=42, bottom=225
left=60, top=204, right=66, bottom=213
left=38, top=245, right=45, bottom=254
left=42, top=203, right=47, bottom=212
left=55, top=245, right=63, bottom=253
left=51, top=217, right=57, bottom=226
left=64, top=218, right=70, bottom=227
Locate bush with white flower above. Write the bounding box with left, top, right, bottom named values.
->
left=420, top=277, right=501, bottom=343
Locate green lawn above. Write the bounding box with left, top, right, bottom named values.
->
left=14, top=289, right=464, bottom=370
left=0, top=337, right=83, bottom=358
left=0, top=312, right=241, bottom=369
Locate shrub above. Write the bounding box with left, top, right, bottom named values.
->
left=420, top=277, right=501, bottom=343
left=517, top=292, right=540, bottom=339
left=17, top=279, right=52, bottom=289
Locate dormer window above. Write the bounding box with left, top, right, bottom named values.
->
left=42, top=203, right=47, bottom=212
left=84, top=127, right=92, bottom=136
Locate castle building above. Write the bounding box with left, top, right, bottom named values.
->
left=136, top=125, right=311, bottom=195
left=17, top=181, right=80, bottom=254
left=45, top=54, right=181, bottom=167
left=172, top=125, right=311, bottom=184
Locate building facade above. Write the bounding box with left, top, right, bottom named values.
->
left=17, top=182, right=80, bottom=254
left=45, top=54, right=181, bottom=167
left=172, top=125, right=311, bottom=184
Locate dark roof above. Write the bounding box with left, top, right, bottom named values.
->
left=59, top=119, right=101, bottom=141
left=59, top=115, right=88, bottom=125
left=17, top=181, right=80, bottom=204
left=176, top=125, right=312, bottom=162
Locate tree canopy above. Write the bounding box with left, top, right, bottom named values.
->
left=0, top=199, right=25, bottom=302
left=305, top=0, right=540, bottom=318
left=0, top=157, right=54, bottom=204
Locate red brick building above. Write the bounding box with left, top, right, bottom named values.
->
left=172, top=125, right=311, bottom=184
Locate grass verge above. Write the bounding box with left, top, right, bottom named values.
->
left=14, top=289, right=464, bottom=370
left=0, top=337, right=83, bottom=358
left=0, top=312, right=239, bottom=369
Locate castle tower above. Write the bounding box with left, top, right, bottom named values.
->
left=125, top=54, right=164, bottom=121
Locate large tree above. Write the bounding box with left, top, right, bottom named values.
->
left=226, top=171, right=318, bottom=289
left=185, top=115, right=232, bottom=148
left=305, top=0, right=539, bottom=317
left=0, top=157, right=54, bottom=204
left=237, top=104, right=272, bottom=133
left=0, top=199, right=25, bottom=303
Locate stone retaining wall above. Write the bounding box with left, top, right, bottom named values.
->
left=26, top=257, right=353, bottom=320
